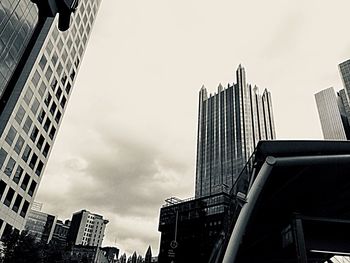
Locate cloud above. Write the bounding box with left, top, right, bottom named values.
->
left=37, top=126, right=193, bottom=255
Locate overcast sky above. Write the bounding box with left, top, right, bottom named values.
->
left=35, top=0, right=350, bottom=257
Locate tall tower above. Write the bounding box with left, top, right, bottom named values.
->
left=315, top=87, right=350, bottom=140
left=0, top=0, right=102, bottom=239
left=195, top=65, right=276, bottom=198
left=339, top=59, right=350, bottom=99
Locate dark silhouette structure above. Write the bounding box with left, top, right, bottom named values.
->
left=223, top=140, right=350, bottom=263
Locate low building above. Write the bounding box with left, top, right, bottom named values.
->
left=158, top=193, right=232, bottom=263
left=67, top=209, right=109, bottom=247
left=24, top=204, right=56, bottom=244
left=51, top=219, right=71, bottom=246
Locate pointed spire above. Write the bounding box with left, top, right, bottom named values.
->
left=218, top=83, right=223, bottom=93
left=145, top=246, right=152, bottom=263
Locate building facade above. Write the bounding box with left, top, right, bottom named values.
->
left=315, top=59, right=350, bottom=140
left=195, top=65, right=276, bottom=198
left=315, top=87, right=350, bottom=140
left=0, top=0, right=38, bottom=97
left=0, top=0, right=102, bottom=239
left=67, top=210, right=109, bottom=247
left=51, top=219, right=70, bottom=246
left=24, top=204, right=56, bottom=243
left=339, top=59, right=350, bottom=99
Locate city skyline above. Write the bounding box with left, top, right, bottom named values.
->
left=34, top=0, right=350, bottom=256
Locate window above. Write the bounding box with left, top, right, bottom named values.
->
left=31, top=98, right=40, bottom=115
left=60, top=96, right=67, bottom=108
left=45, top=66, right=53, bottom=81
left=15, top=105, right=25, bottom=124
left=21, top=174, right=30, bottom=191
left=37, top=135, right=45, bottom=150
left=23, top=116, right=33, bottom=134
left=55, top=111, right=62, bottom=123
left=61, top=75, right=67, bottom=86
left=29, top=153, right=38, bottom=169
left=24, top=88, right=34, bottom=105
left=44, top=118, right=51, bottom=132
left=12, top=195, right=22, bottom=213
left=44, top=92, right=52, bottom=107
left=4, top=188, right=14, bottom=207
left=5, top=126, right=16, bottom=146
left=38, top=81, right=46, bottom=97
left=66, top=82, right=71, bottom=94
left=50, top=102, right=57, bottom=115
left=37, top=109, right=46, bottom=124
left=4, top=157, right=15, bottom=177
left=20, top=201, right=29, bottom=217
left=43, top=143, right=50, bottom=157
left=35, top=161, right=44, bottom=176
left=14, top=136, right=25, bottom=155
left=31, top=70, right=40, bottom=87
left=0, top=181, right=6, bottom=199
left=30, top=126, right=39, bottom=142
left=28, top=180, right=37, bottom=196
left=13, top=166, right=23, bottom=184
left=22, top=145, right=32, bottom=162
left=51, top=78, right=58, bottom=91
left=0, top=148, right=7, bottom=170
left=56, top=87, right=63, bottom=100
left=49, top=126, right=56, bottom=139
left=39, top=54, right=47, bottom=70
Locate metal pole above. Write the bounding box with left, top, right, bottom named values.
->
left=174, top=209, right=179, bottom=242
left=222, top=157, right=275, bottom=263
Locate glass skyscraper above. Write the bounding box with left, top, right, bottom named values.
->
left=0, top=0, right=101, bottom=238
left=195, top=65, right=276, bottom=198
left=315, top=87, right=350, bottom=140
left=315, top=59, right=350, bottom=140
left=0, top=1, right=38, bottom=97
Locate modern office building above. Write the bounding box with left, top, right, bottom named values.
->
left=339, top=59, right=350, bottom=98
left=195, top=65, right=276, bottom=198
left=67, top=209, right=109, bottom=247
left=315, top=87, right=350, bottom=140
left=24, top=202, right=56, bottom=243
left=0, top=0, right=101, bottom=239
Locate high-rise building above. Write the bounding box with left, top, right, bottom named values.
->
left=339, top=59, right=350, bottom=98
left=0, top=0, right=101, bottom=239
left=0, top=1, right=38, bottom=97
left=67, top=209, right=109, bottom=247
left=195, top=65, right=276, bottom=197
left=315, top=87, right=350, bottom=140
left=24, top=202, right=56, bottom=243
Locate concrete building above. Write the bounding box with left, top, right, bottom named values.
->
left=51, top=219, right=70, bottom=246
left=195, top=65, right=276, bottom=197
left=0, top=0, right=101, bottom=239
left=67, top=209, right=109, bottom=247
left=24, top=202, right=56, bottom=243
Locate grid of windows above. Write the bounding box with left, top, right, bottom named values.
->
left=0, top=0, right=102, bottom=237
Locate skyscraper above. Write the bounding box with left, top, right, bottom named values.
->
left=0, top=0, right=101, bottom=239
left=315, top=59, right=350, bottom=140
left=195, top=65, right=276, bottom=197
left=315, top=87, right=350, bottom=140
left=339, top=59, right=350, bottom=98
left=67, top=209, right=109, bottom=247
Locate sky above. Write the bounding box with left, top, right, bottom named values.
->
left=35, top=0, right=350, bottom=257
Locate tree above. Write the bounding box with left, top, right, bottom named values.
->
left=0, top=230, right=41, bottom=263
